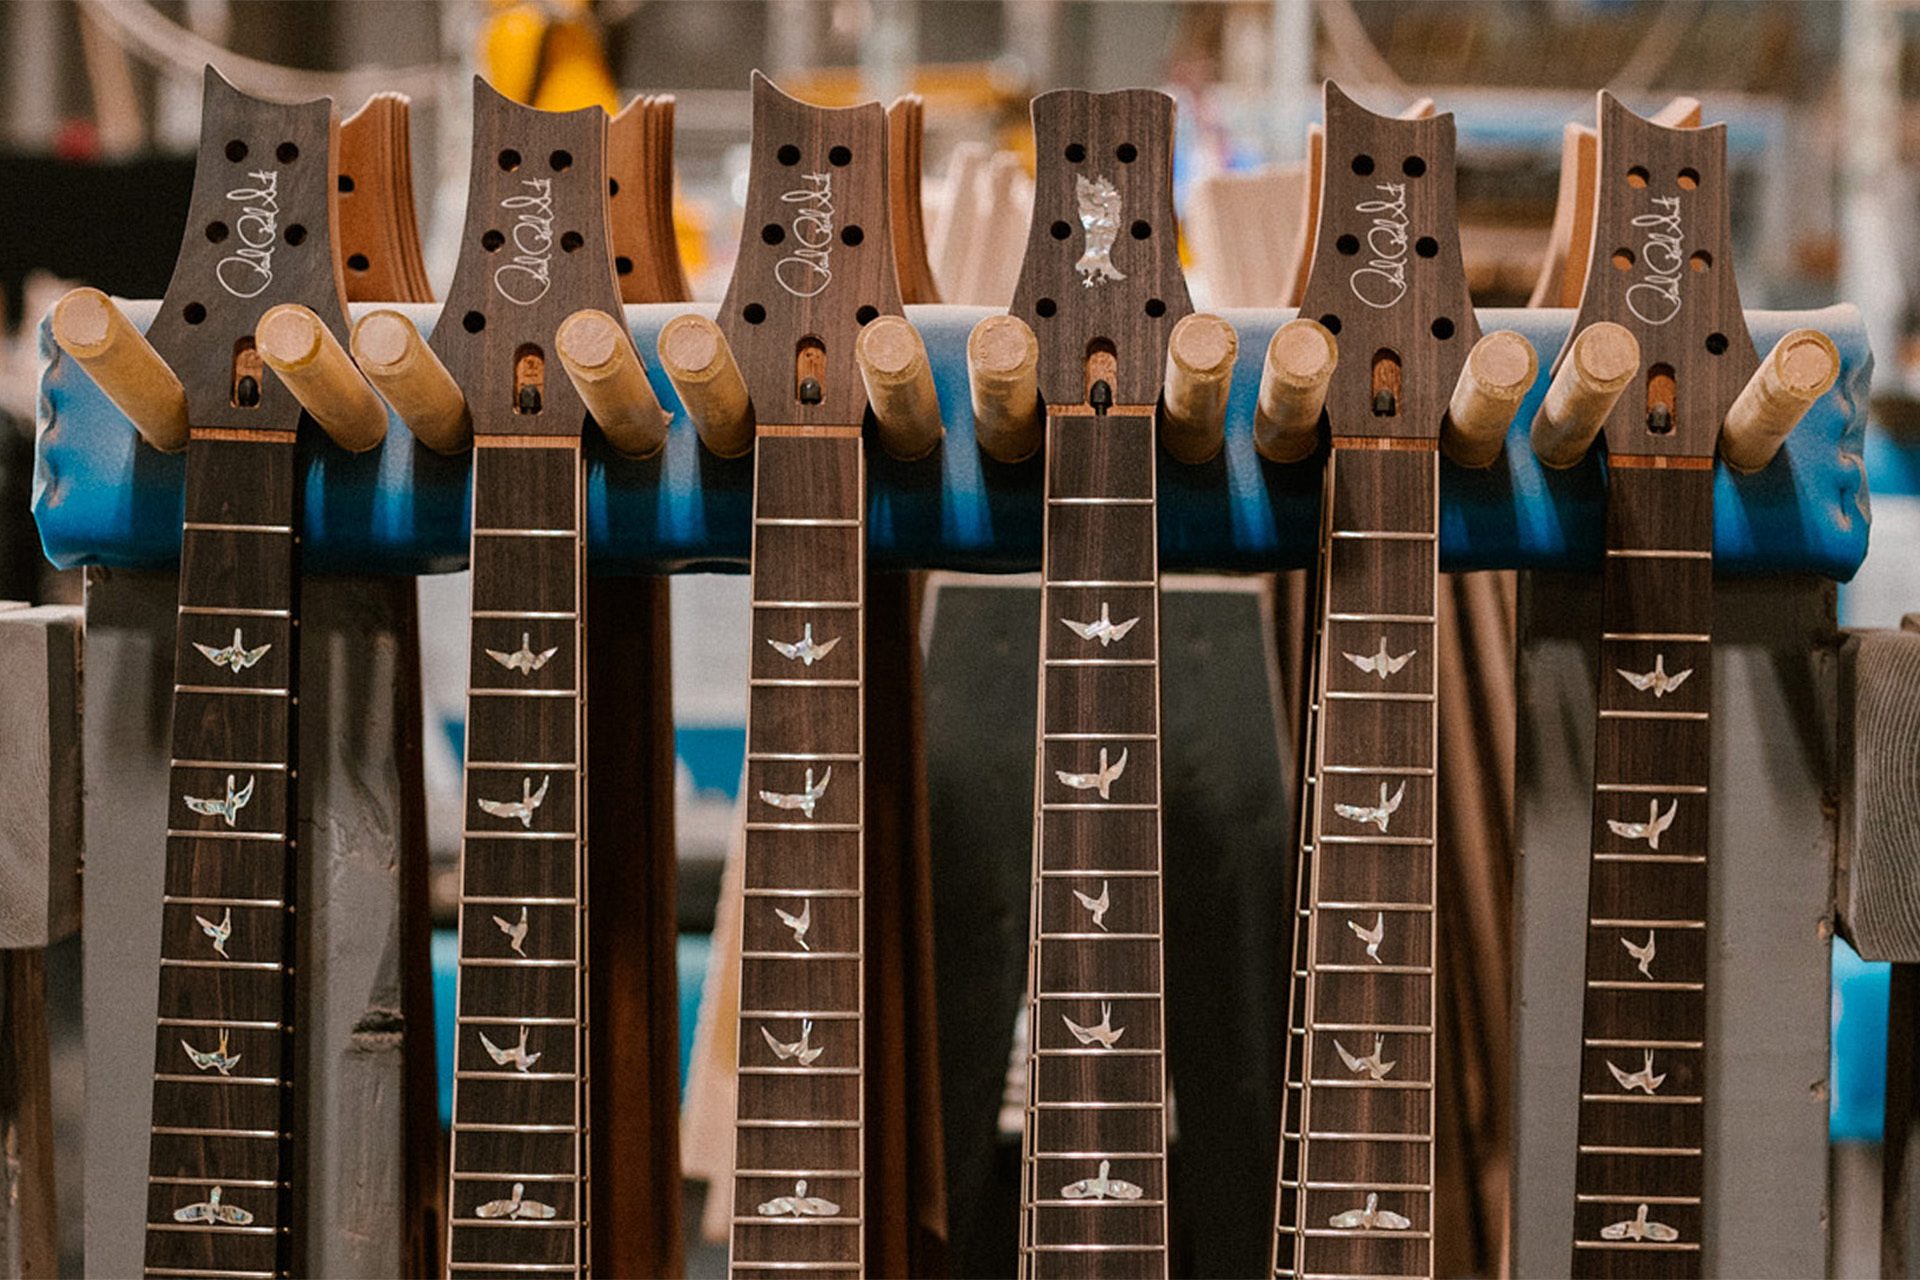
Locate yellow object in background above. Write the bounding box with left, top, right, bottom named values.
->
left=481, top=0, right=619, bottom=113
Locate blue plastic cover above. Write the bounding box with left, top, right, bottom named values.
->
left=34, top=302, right=1871, bottom=579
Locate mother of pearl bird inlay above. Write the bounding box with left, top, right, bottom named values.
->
left=194, top=627, right=272, bottom=674
left=1617, top=653, right=1693, bottom=698
left=1348, top=912, right=1385, bottom=962
left=1343, top=636, right=1415, bottom=680
left=1056, top=747, right=1127, bottom=800
left=485, top=632, right=558, bottom=675
left=758, top=766, right=832, bottom=819
left=475, top=1183, right=558, bottom=1220
left=1600, top=1203, right=1681, bottom=1242
left=1060, top=602, right=1139, bottom=647
left=479, top=1025, right=541, bottom=1073
left=762, top=1019, right=824, bottom=1065
left=182, top=1028, right=241, bottom=1076
left=1060, top=1161, right=1144, bottom=1201
left=767, top=622, right=840, bottom=666
left=195, top=906, right=232, bottom=957
left=1328, top=1193, right=1412, bottom=1231
left=1606, top=1048, right=1667, bottom=1094
left=1062, top=1001, right=1125, bottom=1049
left=1072, top=880, right=1110, bottom=930
left=492, top=905, right=529, bottom=956
left=1074, top=174, right=1126, bottom=286
left=774, top=899, right=812, bottom=950
left=183, top=774, right=255, bottom=827
left=477, top=775, right=551, bottom=829
left=1607, top=798, right=1678, bottom=850
left=1334, top=1034, right=1396, bottom=1081
left=1622, top=930, right=1657, bottom=978
left=172, top=1186, right=253, bottom=1226
left=1334, top=780, right=1406, bottom=833
left=757, top=1180, right=842, bottom=1218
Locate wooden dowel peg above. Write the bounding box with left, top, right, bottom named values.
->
left=855, top=315, right=943, bottom=461
left=350, top=309, right=471, bottom=454
left=1721, top=328, right=1841, bottom=473
left=556, top=309, right=668, bottom=459
left=255, top=304, right=389, bottom=452
left=1160, top=313, right=1237, bottom=464
left=1443, top=329, right=1538, bottom=468
left=1254, top=318, right=1337, bottom=464
left=50, top=287, right=189, bottom=452
left=966, top=314, right=1041, bottom=463
left=1531, top=321, right=1639, bottom=469
left=657, top=314, right=752, bottom=458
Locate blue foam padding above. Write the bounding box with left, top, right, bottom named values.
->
left=34, top=302, right=1872, bottom=579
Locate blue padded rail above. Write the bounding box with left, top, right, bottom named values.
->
left=35, top=302, right=1871, bottom=578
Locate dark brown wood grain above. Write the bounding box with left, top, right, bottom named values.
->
left=1557, top=96, right=1746, bottom=1279
left=140, top=68, right=352, bottom=1280
left=1010, top=89, right=1190, bottom=409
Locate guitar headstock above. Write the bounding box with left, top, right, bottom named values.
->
left=429, top=77, right=624, bottom=439
left=1566, top=92, right=1757, bottom=459
left=1011, top=88, right=1191, bottom=408
left=1297, top=82, right=1477, bottom=439
left=717, top=71, right=903, bottom=428
left=144, top=69, right=348, bottom=430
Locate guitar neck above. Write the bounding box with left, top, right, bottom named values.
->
left=1276, top=442, right=1439, bottom=1280
left=1019, top=402, right=1169, bottom=1278
left=144, top=431, right=301, bottom=1280
left=1570, top=461, right=1712, bottom=1276
left=446, top=440, right=591, bottom=1276
left=729, top=425, right=868, bottom=1279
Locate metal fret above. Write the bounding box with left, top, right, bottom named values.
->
left=1322, top=690, right=1434, bottom=703
left=159, top=958, right=284, bottom=971
left=151, top=1125, right=285, bottom=1140
left=1044, top=657, right=1157, bottom=667
left=171, top=760, right=287, bottom=772
left=744, top=887, right=864, bottom=899
left=1599, top=708, right=1709, bottom=722
left=468, top=688, right=578, bottom=699
left=1583, top=1038, right=1705, bottom=1050
left=153, top=1073, right=282, bottom=1087
left=1302, top=1131, right=1433, bottom=1144
left=1310, top=1022, right=1433, bottom=1035
left=1601, top=631, right=1711, bottom=643
left=1318, top=835, right=1432, bottom=846
left=1592, top=852, right=1705, bottom=863
left=1577, top=1144, right=1702, bottom=1156
left=1596, top=782, right=1708, bottom=794
left=748, top=752, right=862, bottom=763
left=748, top=677, right=860, bottom=688
left=165, top=829, right=285, bottom=843
left=1315, top=900, right=1433, bottom=912
left=740, top=951, right=862, bottom=961
left=1604, top=548, right=1712, bottom=560
left=737, top=1009, right=862, bottom=1021
left=754, top=516, right=862, bottom=526
left=751, top=599, right=861, bottom=610
left=459, top=832, right=579, bottom=842
left=1329, top=529, right=1435, bottom=541
left=469, top=609, right=578, bottom=620
left=1586, top=979, right=1705, bottom=991
left=1589, top=918, right=1705, bottom=930
left=177, top=605, right=291, bottom=618
left=1579, top=1094, right=1703, bottom=1105
left=172, top=685, right=290, bottom=697
left=1043, top=579, right=1157, bottom=589
left=144, top=1267, right=277, bottom=1279
left=1044, top=732, right=1158, bottom=742
left=181, top=521, right=294, bottom=534
left=158, top=1017, right=285, bottom=1030
left=465, top=761, right=578, bottom=772
left=471, top=526, right=578, bottom=537
left=161, top=896, right=285, bottom=909
left=1324, top=612, right=1435, bottom=624
left=1039, top=869, right=1163, bottom=877
left=744, top=821, right=862, bottom=832
left=457, top=1014, right=579, bottom=1027
left=1041, top=802, right=1159, bottom=812
left=1319, top=765, right=1434, bottom=776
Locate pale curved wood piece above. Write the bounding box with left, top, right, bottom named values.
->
left=609, top=94, right=693, bottom=305
left=888, top=95, right=942, bottom=305
left=339, top=93, right=434, bottom=304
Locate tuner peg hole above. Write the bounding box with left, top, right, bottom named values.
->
left=615, top=256, right=634, bottom=276
left=1036, top=298, right=1058, bottom=319
left=743, top=303, right=767, bottom=325
left=224, top=140, right=248, bottom=163
left=1431, top=317, right=1455, bottom=340
left=347, top=253, right=370, bottom=272
left=762, top=223, right=786, bottom=245
left=1690, top=250, right=1712, bottom=272
left=1678, top=168, right=1700, bottom=190
left=206, top=221, right=230, bottom=244
left=1627, top=165, right=1649, bottom=189
left=284, top=224, right=307, bottom=246
left=1065, top=143, right=1086, bottom=163
left=549, top=150, right=573, bottom=172
left=828, top=145, right=852, bottom=167
left=559, top=231, right=583, bottom=253
left=338, top=174, right=356, bottom=194
left=1352, top=154, right=1375, bottom=176
left=1335, top=234, right=1360, bottom=256
left=777, top=144, right=801, bottom=166
left=482, top=229, right=505, bottom=252
left=856, top=305, right=879, bottom=325
left=1051, top=220, right=1072, bottom=240
left=183, top=302, right=207, bottom=326
left=498, top=149, right=522, bottom=172
left=841, top=225, right=864, bottom=246
left=1415, top=236, right=1438, bottom=258
left=463, top=311, right=486, bottom=334
left=1705, top=332, right=1729, bottom=356
left=276, top=142, right=299, bottom=164
left=1131, top=220, right=1151, bottom=240
left=1116, top=142, right=1137, bottom=163
left=608, top=178, right=620, bottom=197
left=1144, top=298, right=1166, bottom=318
left=1402, top=156, right=1426, bottom=178
left=1319, top=313, right=1342, bottom=336
left=1611, top=247, right=1635, bottom=271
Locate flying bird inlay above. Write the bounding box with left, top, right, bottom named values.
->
left=476, top=775, right=551, bottom=829
left=757, top=766, right=832, bottom=819
left=183, top=773, right=255, bottom=828
left=1328, top=1193, right=1412, bottom=1231
left=1622, top=929, right=1656, bottom=979
left=757, top=1180, right=842, bottom=1218
left=485, top=631, right=558, bottom=675
left=1060, top=602, right=1140, bottom=647
left=475, top=1182, right=558, bottom=1220
left=181, top=1028, right=241, bottom=1076
left=171, top=1186, right=253, bottom=1226
left=193, top=627, right=272, bottom=674
left=1061, top=1001, right=1126, bottom=1049
left=1617, top=653, right=1693, bottom=699
left=1055, top=747, right=1128, bottom=800
left=479, top=1025, right=542, bottom=1074
left=1606, top=1048, right=1668, bottom=1095
left=1334, top=1033, right=1397, bottom=1081
left=1599, top=1203, right=1681, bottom=1243
left=491, top=905, right=529, bottom=957
left=1072, top=880, right=1111, bottom=931
left=1059, top=1160, right=1145, bottom=1201
left=773, top=899, right=812, bottom=951
left=762, top=1019, right=824, bottom=1066
left=1348, top=911, right=1385, bottom=963
left=1333, top=780, right=1407, bottom=833
left=1607, top=797, right=1679, bottom=851
left=1343, top=636, right=1415, bottom=680
left=767, top=622, right=841, bottom=666
left=195, top=907, right=232, bottom=958
left=1073, top=174, right=1126, bottom=285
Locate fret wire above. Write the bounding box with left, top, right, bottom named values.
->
left=157, top=1017, right=285, bottom=1030
left=1583, top=1038, right=1705, bottom=1050
left=1605, top=548, right=1713, bottom=559
left=743, top=888, right=863, bottom=898
left=1023, top=1244, right=1166, bottom=1253
left=1043, top=732, right=1158, bottom=741
left=456, top=1014, right=579, bottom=1026
left=159, top=958, right=283, bottom=971
left=1596, top=782, right=1708, bottom=793
left=1041, top=802, right=1159, bottom=811
left=738, top=1066, right=862, bottom=1077
left=1322, top=690, right=1434, bottom=702
left=1319, top=765, right=1433, bottom=776
left=753, top=516, right=862, bottom=527
left=1044, top=657, right=1157, bottom=667
left=171, top=759, right=287, bottom=772
left=1304, top=1079, right=1432, bottom=1091
left=1325, top=612, right=1435, bottom=624
left=452, top=1070, right=579, bottom=1082
left=1315, top=900, right=1432, bottom=912
left=1601, top=631, right=1711, bottom=642
left=1029, top=1151, right=1166, bottom=1161
left=1586, top=979, right=1705, bottom=991
left=468, top=688, right=578, bottom=698
left=161, top=896, right=285, bottom=909
left=747, top=752, right=862, bottom=762
left=451, top=1121, right=576, bottom=1133
left=1599, top=709, right=1709, bottom=721
left=177, top=605, right=291, bottom=618
left=459, top=831, right=579, bottom=842
left=1579, top=1094, right=1703, bottom=1104
left=1589, top=918, right=1706, bottom=929
left=736, top=1119, right=862, bottom=1129
left=147, top=1175, right=280, bottom=1188
left=152, top=1073, right=282, bottom=1086
left=458, top=895, right=578, bottom=905
left=1302, top=1180, right=1432, bottom=1192
left=1573, top=1242, right=1702, bottom=1252
left=1027, top=1198, right=1168, bottom=1209
left=732, top=1168, right=863, bottom=1178
left=1028, top=1101, right=1162, bottom=1110
left=737, top=1010, right=861, bottom=1020
left=469, top=609, right=577, bottom=620
left=748, top=677, right=861, bottom=688
left=1578, top=1144, right=1702, bottom=1156
left=471, top=527, right=577, bottom=537
left=1309, top=963, right=1431, bottom=975
left=1328, top=529, right=1436, bottom=540
left=143, top=1268, right=276, bottom=1279
left=745, top=821, right=862, bottom=831
left=1303, top=1131, right=1433, bottom=1143
left=446, top=1217, right=579, bottom=1229
left=1301, top=1228, right=1433, bottom=1240
left=145, top=1223, right=278, bottom=1236
left=1035, top=932, right=1159, bottom=941
left=151, top=1125, right=284, bottom=1139
left=751, top=599, right=861, bottom=610
left=164, top=829, right=286, bottom=843
left=180, top=521, right=294, bottom=534
left=458, top=957, right=575, bottom=968
left=1045, top=496, right=1155, bottom=505
left=1592, top=852, right=1706, bottom=863
left=449, top=1171, right=592, bottom=1181
left=1043, top=579, right=1157, bottom=588
left=446, top=1265, right=581, bottom=1273
left=173, top=685, right=291, bottom=697
left=1033, top=991, right=1163, bottom=1001
left=1317, top=835, right=1432, bottom=846
left=1310, top=1022, right=1432, bottom=1034
left=1038, top=869, right=1163, bottom=877
left=1575, top=1193, right=1703, bottom=1205
left=728, top=1214, right=861, bottom=1225
left=740, top=951, right=862, bottom=960
left=1032, top=1047, right=1162, bottom=1057
left=464, top=760, right=578, bottom=771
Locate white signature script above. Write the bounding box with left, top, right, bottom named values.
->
left=1626, top=195, right=1684, bottom=326
left=494, top=178, right=555, bottom=306
left=1348, top=182, right=1409, bottom=310
left=775, top=171, right=834, bottom=299
left=215, top=170, right=279, bottom=299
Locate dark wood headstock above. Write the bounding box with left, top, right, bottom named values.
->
left=1297, top=82, right=1477, bottom=439
left=429, top=77, right=624, bottom=438
left=144, top=68, right=348, bottom=431
left=1566, top=92, right=1758, bottom=460
left=1011, top=88, right=1191, bottom=407
left=717, top=71, right=903, bottom=428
